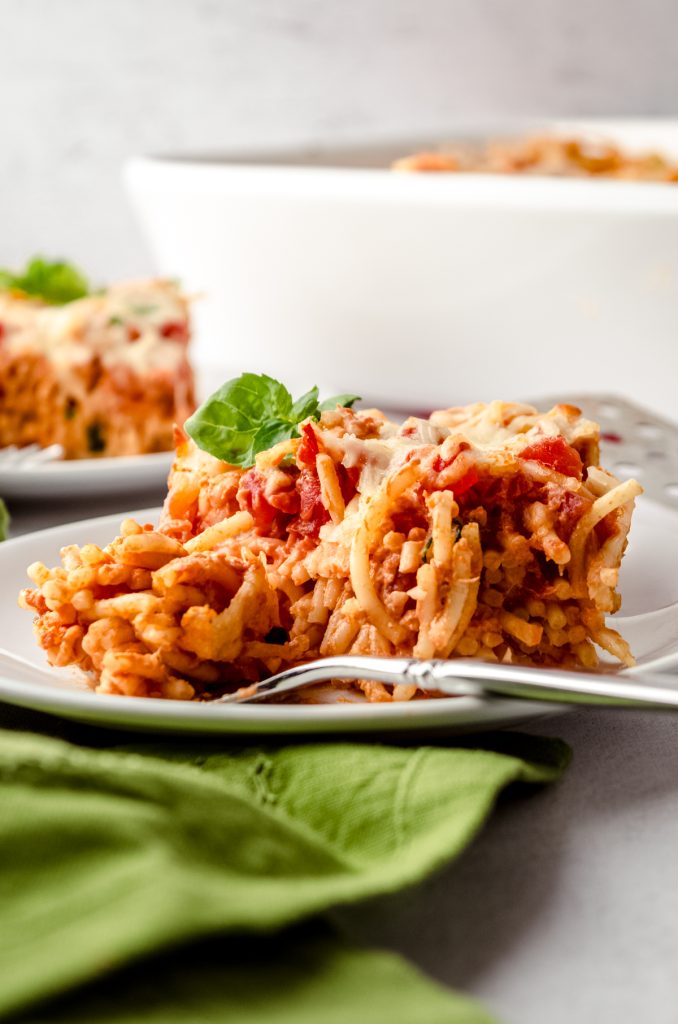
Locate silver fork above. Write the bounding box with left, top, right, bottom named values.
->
left=2, top=646, right=678, bottom=711
left=213, top=655, right=678, bottom=710
left=0, top=444, right=64, bottom=469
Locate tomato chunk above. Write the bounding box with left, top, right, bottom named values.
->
left=160, top=320, right=189, bottom=342
left=519, top=436, right=583, bottom=479
left=338, top=464, right=360, bottom=503
left=237, top=469, right=278, bottom=532
left=431, top=447, right=478, bottom=497
left=451, top=466, right=479, bottom=496
left=292, top=469, right=330, bottom=536
left=547, top=488, right=592, bottom=539
left=595, top=510, right=619, bottom=543
left=297, top=423, right=320, bottom=468
left=267, top=487, right=300, bottom=514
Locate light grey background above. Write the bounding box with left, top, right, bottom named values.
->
left=2, top=0, right=678, bottom=280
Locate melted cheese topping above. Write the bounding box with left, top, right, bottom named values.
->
left=317, top=401, right=598, bottom=499
left=0, top=279, right=188, bottom=382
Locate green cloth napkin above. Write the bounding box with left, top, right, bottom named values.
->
left=0, top=728, right=570, bottom=1023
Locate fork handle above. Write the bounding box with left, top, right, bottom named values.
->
left=398, top=657, right=678, bottom=709
left=223, top=655, right=678, bottom=710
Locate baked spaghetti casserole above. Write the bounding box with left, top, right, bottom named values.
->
left=20, top=381, right=642, bottom=702
left=0, top=260, right=194, bottom=458
left=394, top=134, right=678, bottom=181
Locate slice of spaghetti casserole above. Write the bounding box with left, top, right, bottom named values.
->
left=0, top=260, right=194, bottom=458
left=20, top=382, right=642, bottom=702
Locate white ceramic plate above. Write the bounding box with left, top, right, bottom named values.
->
left=0, top=452, right=174, bottom=500
left=0, top=499, right=677, bottom=735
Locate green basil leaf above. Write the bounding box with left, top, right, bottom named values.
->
left=252, top=418, right=300, bottom=453
left=185, top=420, right=259, bottom=467
left=222, top=373, right=294, bottom=427
left=0, top=499, right=9, bottom=542
left=185, top=373, right=293, bottom=463
left=319, top=393, right=361, bottom=412
left=290, top=386, right=320, bottom=423
left=185, top=374, right=360, bottom=467
left=0, top=257, right=89, bottom=305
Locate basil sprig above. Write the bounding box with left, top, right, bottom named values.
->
left=184, top=373, right=360, bottom=467
left=0, top=257, right=89, bottom=305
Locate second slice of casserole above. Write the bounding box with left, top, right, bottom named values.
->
left=0, top=262, right=194, bottom=458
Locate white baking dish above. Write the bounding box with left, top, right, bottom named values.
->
left=124, top=120, right=678, bottom=419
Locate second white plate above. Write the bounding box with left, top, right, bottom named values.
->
left=0, top=452, right=174, bottom=500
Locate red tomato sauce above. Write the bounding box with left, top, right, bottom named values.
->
left=519, top=436, right=583, bottom=479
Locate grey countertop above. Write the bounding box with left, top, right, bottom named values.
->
left=338, top=706, right=678, bottom=1023
left=7, top=494, right=678, bottom=1024
left=7, top=489, right=166, bottom=539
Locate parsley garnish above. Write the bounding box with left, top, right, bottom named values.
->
left=86, top=423, right=106, bottom=454
left=0, top=499, right=9, bottom=542
left=0, top=257, right=89, bottom=305
left=64, top=397, right=78, bottom=420
left=422, top=519, right=464, bottom=563
left=184, top=373, right=360, bottom=468
left=264, top=626, right=289, bottom=644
